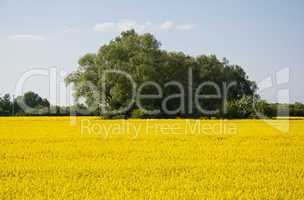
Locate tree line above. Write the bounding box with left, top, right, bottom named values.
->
left=1, top=91, right=303, bottom=118
left=1, top=30, right=303, bottom=118
left=0, top=91, right=303, bottom=118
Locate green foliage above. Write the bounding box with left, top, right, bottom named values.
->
left=66, top=30, right=257, bottom=118
left=0, top=94, right=12, bottom=116
left=14, top=91, right=50, bottom=115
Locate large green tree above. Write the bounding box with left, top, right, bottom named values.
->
left=66, top=30, right=257, bottom=118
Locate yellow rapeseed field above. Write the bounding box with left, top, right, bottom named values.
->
left=0, top=117, right=304, bottom=199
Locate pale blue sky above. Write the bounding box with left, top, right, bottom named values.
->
left=0, top=0, right=303, bottom=105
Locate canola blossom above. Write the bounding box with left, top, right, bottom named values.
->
left=0, top=117, right=303, bottom=199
